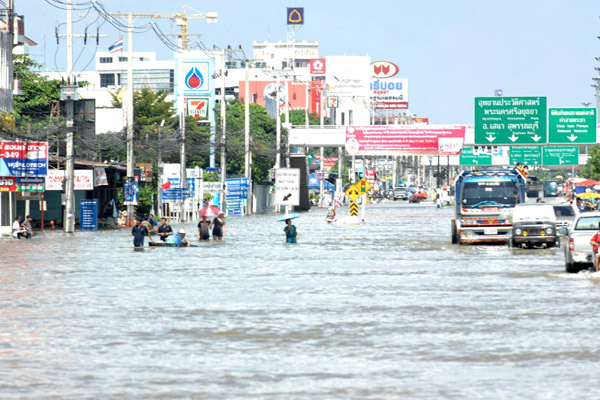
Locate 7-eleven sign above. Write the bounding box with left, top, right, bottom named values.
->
left=185, top=97, right=210, bottom=119
left=327, top=96, right=339, bottom=108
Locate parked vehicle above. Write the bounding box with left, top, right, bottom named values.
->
left=393, top=187, right=409, bottom=200
left=509, top=203, right=559, bottom=248
left=452, top=169, right=526, bottom=244
left=552, top=203, right=578, bottom=230
left=562, top=212, right=600, bottom=273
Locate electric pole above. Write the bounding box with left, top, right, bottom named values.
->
left=58, top=1, right=106, bottom=233
left=220, top=48, right=227, bottom=212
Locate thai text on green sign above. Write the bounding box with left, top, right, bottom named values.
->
left=474, top=97, right=547, bottom=145
left=548, top=108, right=596, bottom=144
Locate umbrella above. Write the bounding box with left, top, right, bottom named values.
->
left=277, top=213, right=300, bottom=222
left=199, top=205, right=221, bottom=217
left=576, top=193, right=600, bottom=199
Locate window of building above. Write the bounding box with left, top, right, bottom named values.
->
left=100, top=73, right=115, bottom=88
left=99, top=57, right=113, bottom=64
left=118, top=57, right=128, bottom=62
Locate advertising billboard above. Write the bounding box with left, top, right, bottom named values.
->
left=46, top=170, right=94, bottom=191
left=370, top=78, right=409, bottom=109
left=0, top=141, right=48, bottom=176
left=310, top=58, right=326, bottom=75
left=345, top=126, right=465, bottom=156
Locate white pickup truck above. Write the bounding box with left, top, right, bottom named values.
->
left=562, top=212, right=600, bottom=273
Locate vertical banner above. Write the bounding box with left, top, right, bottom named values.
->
left=123, top=177, right=139, bottom=206
left=80, top=200, right=98, bottom=231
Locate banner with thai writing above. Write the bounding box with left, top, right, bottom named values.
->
left=45, top=169, right=94, bottom=190
left=345, top=126, right=465, bottom=156
left=0, top=142, right=48, bottom=176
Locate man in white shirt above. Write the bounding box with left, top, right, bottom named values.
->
left=12, top=216, right=25, bottom=239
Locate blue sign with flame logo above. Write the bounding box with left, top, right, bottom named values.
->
left=185, top=67, right=204, bottom=90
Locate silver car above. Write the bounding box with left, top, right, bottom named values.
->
left=552, top=203, right=578, bottom=230
left=563, top=212, right=600, bottom=273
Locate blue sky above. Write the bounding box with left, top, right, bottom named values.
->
left=19, top=0, right=600, bottom=124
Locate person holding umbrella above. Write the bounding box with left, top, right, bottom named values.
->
left=197, top=205, right=220, bottom=241
left=278, top=213, right=300, bottom=244
left=284, top=219, right=298, bottom=243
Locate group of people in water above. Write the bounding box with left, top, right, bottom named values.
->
left=131, top=212, right=226, bottom=247
left=11, top=215, right=33, bottom=239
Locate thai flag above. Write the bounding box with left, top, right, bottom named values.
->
left=108, top=38, right=123, bottom=53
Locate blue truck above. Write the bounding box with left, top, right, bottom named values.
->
left=452, top=170, right=527, bottom=244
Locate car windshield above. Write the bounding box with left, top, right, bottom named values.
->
left=513, top=205, right=556, bottom=222
left=461, top=180, right=519, bottom=208
left=574, top=216, right=600, bottom=230
left=553, top=206, right=574, bottom=218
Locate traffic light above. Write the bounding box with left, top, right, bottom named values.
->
left=360, top=180, right=366, bottom=193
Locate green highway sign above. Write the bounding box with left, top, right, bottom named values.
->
left=459, top=147, right=492, bottom=166
left=548, top=108, right=596, bottom=144
left=542, top=146, right=579, bottom=166
left=475, top=97, right=547, bottom=145
left=509, top=146, right=542, bottom=166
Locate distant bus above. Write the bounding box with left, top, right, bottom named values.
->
left=544, top=180, right=559, bottom=197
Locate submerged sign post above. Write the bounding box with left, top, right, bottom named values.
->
left=275, top=168, right=300, bottom=206
left=80, top=200, right=98, bottom=231
left=474, top=97, right=547, bottom=145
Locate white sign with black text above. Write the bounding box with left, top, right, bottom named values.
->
left=275, top=168, right=300, bottom=206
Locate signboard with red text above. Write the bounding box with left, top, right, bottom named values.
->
left=345, top=126, right=465, bottom=156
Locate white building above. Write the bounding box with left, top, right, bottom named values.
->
left=253, top=40, right=319, bottom=70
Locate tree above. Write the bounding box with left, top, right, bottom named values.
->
left=283, top=109, right=320, bottom=126
left=581, top=146, right=600, bottom=180
left=13, top=54, right=61, bottom=126
left=217, top=100, right=277, bottom=182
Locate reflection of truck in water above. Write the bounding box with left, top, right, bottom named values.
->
left=452, top=170, right=526, bottom=244
left=544, top=180, right=559, bottom=197
left=525, top=176, right=544, bottom=198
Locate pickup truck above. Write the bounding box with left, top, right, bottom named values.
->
left=510, top=203, right=559, bottom=249
left=562, top=212, right=600, bottom=273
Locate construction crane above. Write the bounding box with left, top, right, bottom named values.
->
left=82, top=4, right=217, bottom=51
left=162, top=5, right=218, bottom=51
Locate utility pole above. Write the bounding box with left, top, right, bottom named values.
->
left=276, top=74, right=281, bottom=169
left=58, top=2, right=106, bottom=233
left=125, top=12, right=135, bottom=227
left=244, top=58, right=252, bottom=214
left=179, top=111, right=187, bottom=221
left=63, top=0, right=75, bottom=233
left=220, top=48, right=227, bottom=213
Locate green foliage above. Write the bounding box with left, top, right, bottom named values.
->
left=203, top=171, right=220, bottom=182
left=12, top=54, right=61, bottom=128
left=135, top=184, right=156, bottom=216
left=329, top=160, right=351, bottom=189
left=282, top=109, right=320, bottom=126
left=217, top=100, right=277, bottom=182
left=581, top=146, right=600, bottom=180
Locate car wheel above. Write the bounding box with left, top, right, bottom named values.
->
left=565, top=262, right=578, bottom=274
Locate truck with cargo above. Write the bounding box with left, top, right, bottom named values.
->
left=452, top=169, right=527, bottom=244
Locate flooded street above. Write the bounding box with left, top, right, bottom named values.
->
left=2, top=201, right=600, bottom=399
